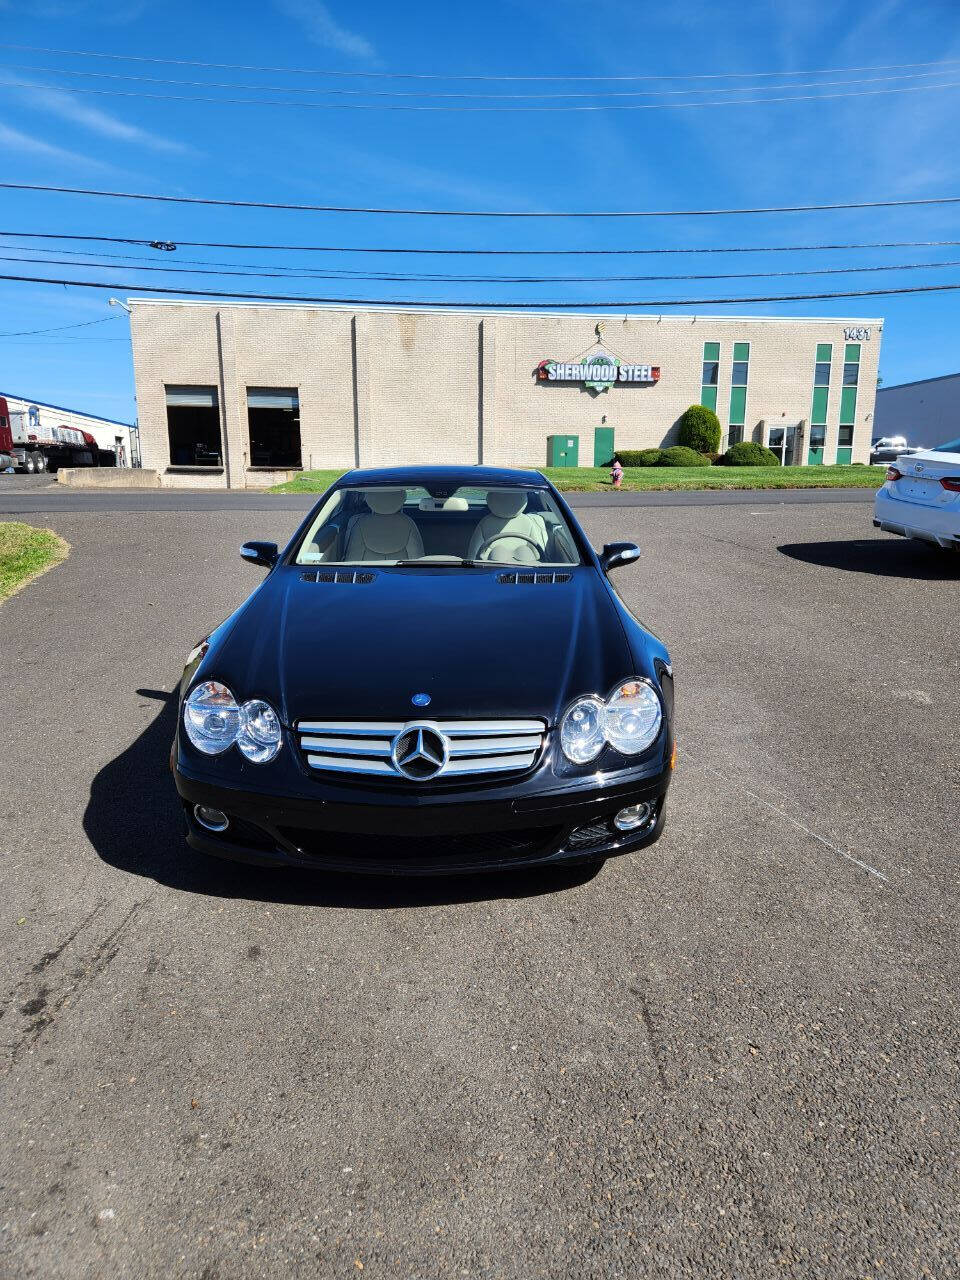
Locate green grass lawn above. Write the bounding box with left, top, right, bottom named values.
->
left=0, top=522, right=69, bottom=602
left=269, top=464, right=886, bottom=495
left=543, top=464, right=887, bottom=492
left=269, top=469, right=348, bottom=494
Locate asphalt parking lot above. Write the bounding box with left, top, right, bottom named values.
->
left=1, top=495, right=958, bottom=1278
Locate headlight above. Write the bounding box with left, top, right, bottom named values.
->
left=237, top=699, right=283, bottom=763
left=559, top=680, right=663, bottom=764
left=604, top=680, right=662, bottom=755
left=559, top=696, right=606, bottom=764
left=183, top=681, right=240, bottom=754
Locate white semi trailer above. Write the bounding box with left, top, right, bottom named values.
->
left=0, top=397, right=98, bottom=473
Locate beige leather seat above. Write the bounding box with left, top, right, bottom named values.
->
left=467, top=490, right=548, bottom=562
left=345, top=489, right=424, bottom=562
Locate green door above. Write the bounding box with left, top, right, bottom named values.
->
left=807, top=426, right=825, bottom=466
left=593, top=426, right=615, bottom=468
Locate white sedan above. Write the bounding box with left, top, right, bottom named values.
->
left=874, top=436, right=960, bottom=551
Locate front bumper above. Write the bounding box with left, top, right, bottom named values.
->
left=174, top=761, right=671, bottom=875
left=874, top=489, right=960, bottom=549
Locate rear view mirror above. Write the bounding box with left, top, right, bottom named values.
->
left=241, top=540, right=279, bottom=569
left=600, top=542, right=640, bottom=573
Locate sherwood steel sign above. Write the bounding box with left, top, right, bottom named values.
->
left=537, top=354, right=661, bottom=394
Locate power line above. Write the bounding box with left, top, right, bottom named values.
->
left=3, top=228, right=960, bottom=257
left=4, top=181, right=960, bottom=219
left=9, top=62, right=953, bottom=98
left=0, top=269, right=958, bottom=307
left=2, top=74, right=960, bottom=111
left=4, top=249, right=960, bottom=285
left=0, top=337, right=130, bottom=344
left=3, top=43, right=958, bottom=82
left=0, top=313, right=119, bottom=338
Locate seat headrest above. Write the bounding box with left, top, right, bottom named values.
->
left=365, top=488, right=405, bottom=516
left=442, top=496, right=469, bottom=511
left=486, top=489, right=527, bottom=519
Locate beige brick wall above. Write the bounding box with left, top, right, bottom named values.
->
left=129, top=302, right=882, bottom=486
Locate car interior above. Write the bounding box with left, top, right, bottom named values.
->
left=296, top=486, right=581, bottom=566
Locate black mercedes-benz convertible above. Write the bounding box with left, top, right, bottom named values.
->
left=173, top=465, right=675, bottom=875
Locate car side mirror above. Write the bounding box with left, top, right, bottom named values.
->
left=241, top=540, right=279, bottom=569
left=599, top=541, right=640, bottom=573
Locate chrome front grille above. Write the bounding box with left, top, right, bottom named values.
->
left=297, top=718, right=547, bottom=780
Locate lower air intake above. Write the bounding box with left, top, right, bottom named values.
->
left=277, top=825, right=563, bottom=866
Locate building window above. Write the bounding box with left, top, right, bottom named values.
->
left=808, top=343, right=831, bottom=464
left=839, top=343, right=860, bottom=461
left=247, top=387, right=301, bottom=469
left=728, top=341, right=749, bottom=443
left=165, top=385, right=222, bottom=468
left=811, top=342, right=831, bottom=427
left=701, top=341, right=720, bottom=413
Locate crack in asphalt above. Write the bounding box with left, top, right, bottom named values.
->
left=2, top=899, right=149, bottom=1067
left=631, top=989, right=669, bottom=1092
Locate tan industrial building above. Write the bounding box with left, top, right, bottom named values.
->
left=128, top=300, right=882, bottom=487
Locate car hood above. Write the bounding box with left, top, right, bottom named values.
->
left=207, top=565, right=636, bottom=726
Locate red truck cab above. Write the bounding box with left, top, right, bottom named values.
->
left=0, top=398, right=15, bottom=469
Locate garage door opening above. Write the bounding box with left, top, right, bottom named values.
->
left=165, top=385, right=223, bottom=467
left=247, top=387, right=301, bottom=469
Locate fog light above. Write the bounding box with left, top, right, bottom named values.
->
left=614, top=802, right=652, bottom=832
left=194, top=804, right=229, bottom=833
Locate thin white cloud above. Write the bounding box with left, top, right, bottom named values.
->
left=16, top=79, right=192, bottom=154
left=0, top=120, right=112, bottom=168
left=273, top=0, right=377, bottom=60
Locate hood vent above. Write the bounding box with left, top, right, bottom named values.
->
left=301, top=569, right=376, bottom=584
left=497, top=571, right=572, bottom=585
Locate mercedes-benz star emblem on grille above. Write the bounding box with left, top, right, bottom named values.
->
left=391, top=723, right=449, bottom=780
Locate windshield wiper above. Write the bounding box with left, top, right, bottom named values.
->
left=393, top=558, right=489, bottom=567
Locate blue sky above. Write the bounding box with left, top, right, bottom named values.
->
left=0, top=0, right=958, bottom=423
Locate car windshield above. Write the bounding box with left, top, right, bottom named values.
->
left=932, top=436, right=960, bottom=453
left=295, top=484, right=582, bottom=566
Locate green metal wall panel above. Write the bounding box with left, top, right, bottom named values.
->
left=816, top=343, right=832, bottom=362
left=811, top=386, right=829, bottom=425
left=546, top=435, right=579, bottom=467
left=703, top=341, right=720, bottom=360
left=845, top=343, right=861, bottom=362
left=836, top=448, right=852, bottom=465
left=701, top=385, right=718, bottom=412
left=733, top=341, right=750, bottom=361
left=840, top=386, right=858, bottom=424
left=729, top=386, right=746, bottom=425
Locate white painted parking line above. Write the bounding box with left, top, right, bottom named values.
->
left=694, top=758, right=890, bottom=884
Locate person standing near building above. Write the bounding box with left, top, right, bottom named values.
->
left=610, top=456, right=623, bottom=489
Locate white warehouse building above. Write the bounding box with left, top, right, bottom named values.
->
left=0, top=392, right=138, bottom=466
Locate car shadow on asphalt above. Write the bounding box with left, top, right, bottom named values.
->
left=83, top=690, right=600, bottom=908
left=778, top=538, right=960, bottom=580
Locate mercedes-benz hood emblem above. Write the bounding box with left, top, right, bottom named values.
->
left=391, top=722, right=449, bottom=780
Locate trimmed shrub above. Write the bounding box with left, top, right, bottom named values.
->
left=660, top=445, right=712, bottom=468
left=677, top=404, right=722, bottom=455
left=718, top=441, right=781, bottom=467
left=615, top=448, right=666, bottom=467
